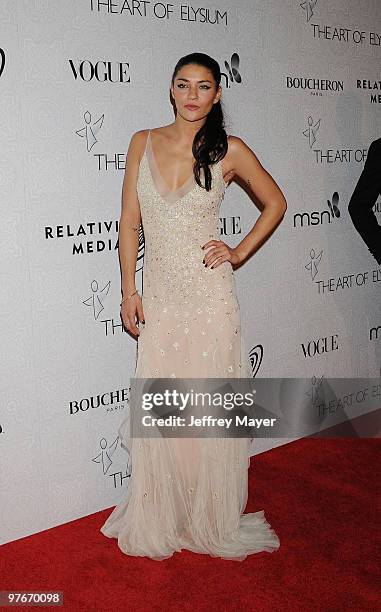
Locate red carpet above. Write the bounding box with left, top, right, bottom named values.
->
left=1, top=438, right=380, bottom=612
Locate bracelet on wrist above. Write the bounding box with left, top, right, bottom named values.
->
left=120, top=290, right=139, bottom=306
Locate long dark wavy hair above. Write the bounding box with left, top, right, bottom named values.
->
left=170, top=52, right=228, bottom=191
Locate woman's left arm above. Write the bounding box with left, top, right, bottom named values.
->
left=203, top=136, right=287, bottom=268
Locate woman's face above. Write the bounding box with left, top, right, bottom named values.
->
left=171, top=63, right=221, bottom=121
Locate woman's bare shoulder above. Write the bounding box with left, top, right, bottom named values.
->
left=226, top=134, right=247, bottom=151
left=130, top=128, right=150, bottom=144
left=225, top=134, right=259, bottom=162
left=224, top=134, right=243, bottom=161
left=222, top=134, right=254, bottom=180
left=127, top=129, right=151, bottom=159
left=130, top=125, right=171, bottom=152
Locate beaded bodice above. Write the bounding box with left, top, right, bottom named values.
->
left=137, top=130, right=231, bottom=304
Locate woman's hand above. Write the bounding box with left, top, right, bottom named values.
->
left=201, top=240, right=243, bottom=268
left=121, top=293, right=145, bottom=337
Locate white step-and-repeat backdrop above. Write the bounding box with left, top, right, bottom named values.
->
left=1, top=0, right=380, bottom=544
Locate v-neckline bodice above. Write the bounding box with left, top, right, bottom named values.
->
left=141, top=129, right=227, bottom=205
left=145, top=129, right=197, bottom=203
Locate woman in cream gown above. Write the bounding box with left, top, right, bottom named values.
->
left=100, top=53, right=286, bottom=561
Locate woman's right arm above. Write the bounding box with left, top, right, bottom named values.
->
left=119, top=130, right=146, bottom=336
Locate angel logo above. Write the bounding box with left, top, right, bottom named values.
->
left=76, top=110, right=104, bottom=152
left=303, top=115, right=321, bottom=148
left=92, top=435, right=132, bottom=485
left=83, top=279, right=111, bottom=320
left=249, top=344, right=263, bottom=377
left=327, top=192, right=340, bottom=218
left=221, top=53, right=242, bottom=88
left=93, top=436, right=120, bottom=475
left=306, top=374, right=324, bottom=407
left=305, top=248, right=323, bottom=280
left=300, top=0, right=318, bottom=22
left=0, top=48, right=5, bottom=78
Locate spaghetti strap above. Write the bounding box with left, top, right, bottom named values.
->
left=143, top=129, right=151, bottom=156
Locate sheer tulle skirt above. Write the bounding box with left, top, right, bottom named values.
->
left=100, top=297, right=280, bottom=560
left=100, top=434, right=280, bottom=560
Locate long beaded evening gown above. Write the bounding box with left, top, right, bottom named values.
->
left=100, top=129, right=280, bottom=560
